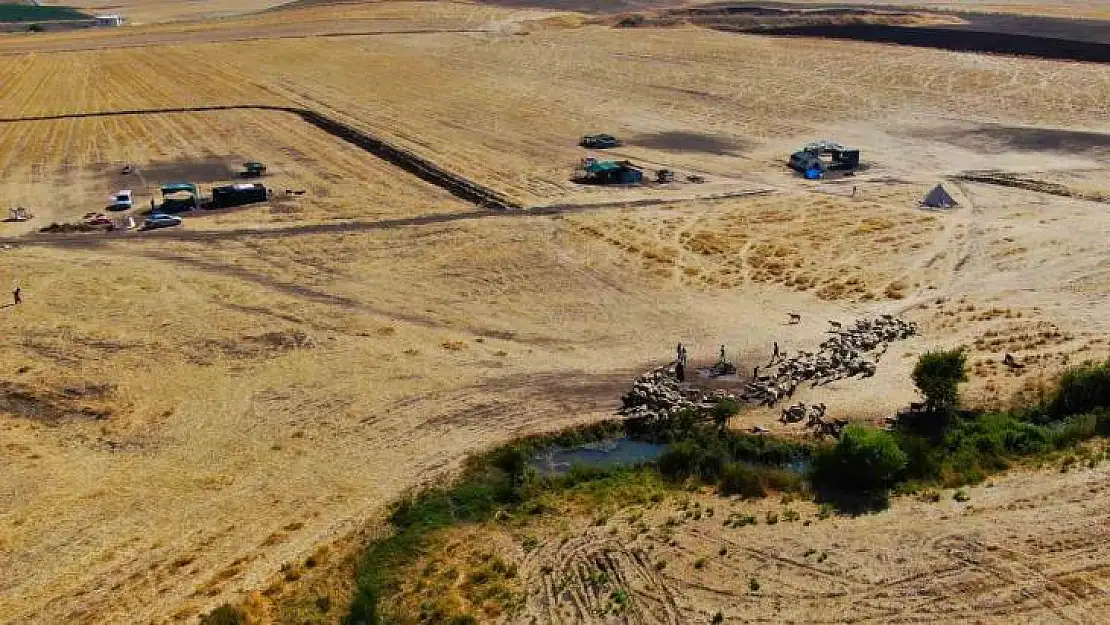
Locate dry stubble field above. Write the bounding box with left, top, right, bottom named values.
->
left=1, top=1, right=1110, bottom=623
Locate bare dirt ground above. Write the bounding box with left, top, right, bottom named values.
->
left=1, top=1, right=1109, bottom=623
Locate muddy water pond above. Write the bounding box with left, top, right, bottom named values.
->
left=529, top=436, right=812, bottom=478
left=530, top=438, right=669, bottom=475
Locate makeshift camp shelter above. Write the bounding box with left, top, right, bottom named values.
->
left=790, top=141, right=860, bottom=173
left=160, top=182, right=199, bottom=212
left=212, top=183, right=268, bottom=208
left=922, top=184, right=957, bottom=208
left=576, top=159, right=644, bottom=185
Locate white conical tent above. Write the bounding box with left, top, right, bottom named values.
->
left=923, top=184, right=957, bottom=208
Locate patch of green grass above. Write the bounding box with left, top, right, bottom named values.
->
left=610, top=588, right=629, bottom=610
left=521, top=535, right=539, bottom=553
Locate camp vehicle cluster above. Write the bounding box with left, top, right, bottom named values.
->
left=29, top=161, right=273, bottom=235
left=788, top=140, right=861, bottom=179
left=572, top=134, right=703, bottom=187
left=153, top=181, right=271, bottom=212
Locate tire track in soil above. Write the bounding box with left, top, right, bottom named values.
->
left=927, top=534, right=1090, bottom=623
left=531, top=533, right=681, bottom=624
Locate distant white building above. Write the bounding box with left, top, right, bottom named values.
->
left=95, top=15, right=123, bottom=27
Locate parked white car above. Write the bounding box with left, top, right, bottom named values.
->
left=112, top=189, right=133, bottom=211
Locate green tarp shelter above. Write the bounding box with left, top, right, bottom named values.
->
left=160, top=182, right=198, bottom=195
left=159, top=182, right=199, bottom=211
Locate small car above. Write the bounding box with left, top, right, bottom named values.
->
left=579, top=134, right=622, bottom=149
left=112, top=189, right=133, bottom=211
left=143, top=213, right=183, bottom=230
left=85, top=213, right=112, bottom=226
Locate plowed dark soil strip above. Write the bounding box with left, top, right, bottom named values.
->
left=745, top=24, right=1110, bottom=64
left=954, top=172, right=1110, bottom=204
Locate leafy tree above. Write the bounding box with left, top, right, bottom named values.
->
left=912, top=349, right=967, bottom=414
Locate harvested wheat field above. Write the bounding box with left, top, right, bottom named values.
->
left=1, top=0, right=1109, bottom=623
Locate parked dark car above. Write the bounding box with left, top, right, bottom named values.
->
left=579, top=134, right=622, bottom=149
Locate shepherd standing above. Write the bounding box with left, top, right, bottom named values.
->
left=675, top=342, right=688, bottom=382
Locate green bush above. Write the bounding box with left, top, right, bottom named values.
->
left=199, top=605, right=245, bottom=625
left=717, top=462, right=764, bottom=498
left=490, top=446, right=528, bottom=479
left=712, top=397, right=741, bottom=431
left=1049, top=359, right=1110, bottom=417
left=813, top=426, right=908, bottom=492
left=656, top=440, right=723, bottom=481
left=1051, top=412, right=1099, bottom=448
left=912, top=349, right=967, bottom=414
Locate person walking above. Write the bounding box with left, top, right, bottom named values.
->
left=13, top=286, right=21, bottom=305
